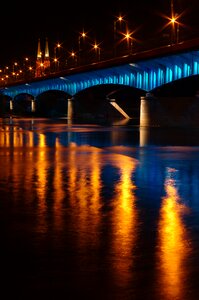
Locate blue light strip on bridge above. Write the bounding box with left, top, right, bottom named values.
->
left=2, top=50, right=199, bottom=99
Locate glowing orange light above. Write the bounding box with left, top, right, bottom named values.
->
left=80, top=32, right=86, bottom=38
left=171, top=17, right=176, bottom=23
left=93, top=43, right=99, bottom=50
left=115, top=15, right=126, bottom=23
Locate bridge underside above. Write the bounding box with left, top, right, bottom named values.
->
left=0, top=85, right=145, bottom=120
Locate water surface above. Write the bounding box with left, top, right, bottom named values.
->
left=1, top=117, right=199, bottom=299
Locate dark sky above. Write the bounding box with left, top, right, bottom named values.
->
left=1, top=0, right=199, bottom=66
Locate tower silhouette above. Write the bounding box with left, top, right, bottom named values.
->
left=43, top=37, right=50, bottom=73
left=35, top=38, right=51, bottom=77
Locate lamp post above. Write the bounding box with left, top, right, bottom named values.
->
left=78, top=31, right=86, bottom=52
left=40, top=63, right=44, bottom=76
left=69, top=51, right=77, bottom=66
left=113, top=15, right=127, bottom=57
left=53, top=57, right=59, bottom=72
left=54, top=43, right=61, bottom=70
left=13, top=62, right=18, bottom=73
left=170, top=0, right=179, bottom=44
left=176, top=16, right=179, bottom=43
left=123, top=30, right=133, bottom=54
left=54, top=43, right=61, bottom=57
left=170, top=16, right=176, bottom=44
left=23, top=57, right=29, bottom=79
left=78, top=31, right=87, bottom=64
left=93, top=43, right=101, bottom=61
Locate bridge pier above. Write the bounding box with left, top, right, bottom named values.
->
left=9, top=99, right=13, bottom=112
left=31, top=98, right=36, bottom=112
left=67, top=97, right=74, bottom=120
left=140, top=93, right=158, bottom=127
left=140, top=93, right=199, bottom=128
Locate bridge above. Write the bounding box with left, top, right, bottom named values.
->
left=1, top=37, right=199, bottom=127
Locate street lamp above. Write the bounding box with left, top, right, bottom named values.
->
left=78, top=31, right=87, bottom=52
left=170, top=13, right=180, bottom=44
left=78, top=30, right=87, bottom=64
left=160, top=0, right=182, bottom=45
left=92, top=42, right=101, bottom=61
left=53, top=57, right=59, bottom=72
left=113, top=15, right=127, bottom=56
left=39, top=63, right=44, bottom=76
left=170, top=0, right=180, bottom=44
left=13, top=62, right=18, bottom=73
left=69, top=51, right=77, bottom=66
left=53, top=43, right=62, bottom=71
left=123, top=30, right=133, bottom=54
left=54, top=42, right=61, bottom=58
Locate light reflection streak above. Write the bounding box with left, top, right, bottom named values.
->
left=110, top=154, right=138, bottom=286
left=88, top=150, right=102, bottom=242
left=0, top=125, right=36, bottom=204
left=68, top=143, right=103, bottom=249
left=68, top=142, right=78, bottom=204
left=36, top=133, right=48, bottom=233
left=0, top=125, right=35, bottom=148
left=53, top=137, right=65, bottom=231
left=157, top=167, right=191, bottom=300
left=13, top=127, right=23, bottom=147
left=27, top=131, right=34, bottom=148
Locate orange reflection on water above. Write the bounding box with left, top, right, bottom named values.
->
left=157, top=168, right=191, bottom=300
left=110, top=154, right=138, bottom=286
left=0, top=126, right=10, bottom=147
left=68, top=143, right=103, bottom=249
left=88, top=150, right=102, bottom=241
left=0, top=125, right=35, bottom=148
left=0, top=126, right=36, bottom=204
left=27, top=131, right=34, bottom=148
left=53, top=137, right=65, bottom=231
left=36, top=133, right=48, bottom=233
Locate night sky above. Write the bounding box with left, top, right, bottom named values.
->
left=1, top=0, right=199, bottom=66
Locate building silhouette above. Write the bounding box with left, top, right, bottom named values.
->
left=35, top=37, right=50, bottom=77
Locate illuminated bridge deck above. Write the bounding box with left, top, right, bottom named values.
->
left=2, top=37, right=199, bottom=99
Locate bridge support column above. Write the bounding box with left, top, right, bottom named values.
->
left=140, top=93, right=158, bottom=127
left=67, top=97, right=74, bottom=120
left=9, top=99, right=13, bottom=112
left=31, top=98, right=36, bottom=112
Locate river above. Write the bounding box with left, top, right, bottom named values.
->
left=0, top=117, right=199, bottom=299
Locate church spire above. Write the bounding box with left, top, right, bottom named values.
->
left=35, top=37, right=51, bottom=77
left=43, top=37, right=50, bottom=73
left=37, top=38, right=42, bottom=59
left=35, top=38, right=43, bottom=77
left=45, top=37, right=49, bottom=58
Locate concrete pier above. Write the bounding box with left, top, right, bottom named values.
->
left=67, top=97, right=73, bottom=119
left=140, top=93, right=199, bottom=128
left=140, top=93, right=158, bottom=127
